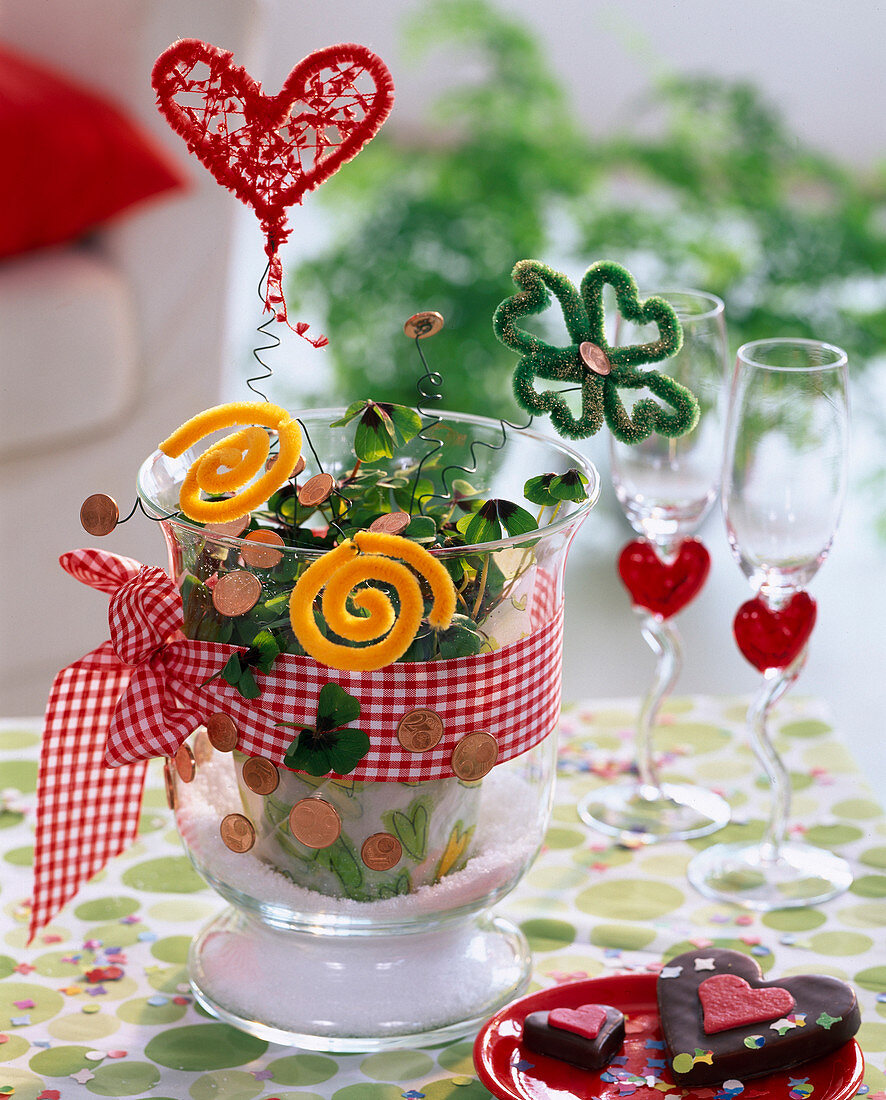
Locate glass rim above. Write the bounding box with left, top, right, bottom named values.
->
left=637, top=288, right=725, bottom=322
left=137, top=406, right=603, bottom=559
left=736, top=337, right=848, bottom=372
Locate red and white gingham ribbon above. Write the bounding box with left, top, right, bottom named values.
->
left=31, top=547, right=563, bottom=940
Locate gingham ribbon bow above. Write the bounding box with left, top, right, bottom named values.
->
left=31, top=548, right=564, bottom=942
left=30, top=548, right=204, bottom=943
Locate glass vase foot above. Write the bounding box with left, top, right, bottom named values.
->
left=578, top=781, right=730, bottom=844
left=687, top=840, right=853, bottom=910
left=188, top=905, right=531, bottom=1051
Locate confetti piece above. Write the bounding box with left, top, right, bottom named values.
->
left=10, top=1017, right=29, bottom=1027
left=60, top=986, right=82, bottom=996
left=750, top=945, right=770, bottom=956
left=740, top=936, right=761, bottom=945
left=12, top=1000, right=35, bottom=1010
left=147, top=996, right=168, bottom=1007
left=660, top=966, right=683, bottom=979
left=734, top=915, right=754, bottom=926
left=84, top=1052, right=104, bottom=1062
left=107, top=1051, right=127, bottom=1059
left=83, top=939, right=102, bottom=950
left=81, top=1004, right=100, bottom=1015
left=0, top=1037, right=6, bottom=1046
left=13, top=963, right=34, bottom=975
left=690, top=937, right=714, bottom=948
left=42, top=933, right=63, bottom=944
left=119, top=915, right=141, bottom=924
left=70, top=1069, right=94, bottom=1085
left=137, top=932, right=157, bottom=943
left=694, top=958, right=716, bottom=971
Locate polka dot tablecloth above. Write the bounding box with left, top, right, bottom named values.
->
left=0, top=695, right=884, bottom=1100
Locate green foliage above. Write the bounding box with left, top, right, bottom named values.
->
left=286, top=0, right=886, bottom=422
left=287, top=0, right=594, bottom=415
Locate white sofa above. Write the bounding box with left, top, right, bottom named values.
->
left=0, top=0, right=262, bottom=713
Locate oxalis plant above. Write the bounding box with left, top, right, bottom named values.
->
left=180, top=398, right=591, bottom=699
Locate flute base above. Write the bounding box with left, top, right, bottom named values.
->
left=578, top=781, right=730, bottom=844
left=188, top=905, right=531, bottom=1051
left=687, top=840, right=853, bottom=910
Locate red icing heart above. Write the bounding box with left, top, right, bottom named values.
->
left=699, top=974, right=795, bottom=1034
left=732, top=592, right=816, bottom=672
left=152, top=39, right=393, bottom=327
left=549, top=1003, right=607, bottom=1039
left=618, top=538, right=710, bottom=619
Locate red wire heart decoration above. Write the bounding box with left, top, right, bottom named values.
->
left=733, top=591, right=817, bottom=671
left=152, top=39, right=394, bottom=340
left=617, top=538, right=711, bottom=619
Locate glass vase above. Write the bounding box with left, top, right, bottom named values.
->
left=138, top=409, right=599, bottom=1050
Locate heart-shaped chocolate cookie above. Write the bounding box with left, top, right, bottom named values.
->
left=657, top=949, right=860, bottom=1086
left=523, top=1002, right=625, bottom=1070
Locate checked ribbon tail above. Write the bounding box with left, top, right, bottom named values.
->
left=30, top=644, right=149, bottom=943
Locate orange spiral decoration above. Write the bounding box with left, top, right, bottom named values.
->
left=289, top=531, right=456, bottom=671
left=159, top=401, right=302, bottom=523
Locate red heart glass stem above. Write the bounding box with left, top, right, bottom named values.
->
left=733, top=592, right=817, bottom=672
left=617, top=537, right=711, bottom=619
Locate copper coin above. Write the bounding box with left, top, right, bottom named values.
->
left=212, top=570, right=262, bottom=616
left=361, top=832, right=402, bottom=871
left=451, top=731, right=499, bottom=781
left=204, top=514, right=250, bottom=538
left=298, top=472, right=335, bottom=507
left=174, top=742, right=196, bottom=783
left=288, top=797, right=341, bottom=849
left=404, top=311, right=444, bottom=339
left=369, top=511, right=410, bottom=536
left=266, top=453, right=306, bottom=478
left=241, top=529, right=285, bottom=569
left=397, top=708, right=445, bottom=753
left=205, top=713, right=239, bottom=752
left=163, top=759, right=176, bottom=811
left=579, top=341, right=612, bottom=376
left=220, top=813, right=255, bottom=853
left=193, top=728, right=214, bottom=765
left=80, top=493, right=119, bottom=536
left=241, top=756, right=280, bottom=795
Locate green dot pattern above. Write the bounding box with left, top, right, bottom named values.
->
left=0, top=698, right=882, bottom=1094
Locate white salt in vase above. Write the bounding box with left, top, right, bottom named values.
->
left=138, top=409, right=599, bottom=1051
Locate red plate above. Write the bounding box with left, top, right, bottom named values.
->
left=474, top=973, right=864, bottom=1100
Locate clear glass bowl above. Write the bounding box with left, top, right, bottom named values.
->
left=138, top=408, right=599, bottom=1050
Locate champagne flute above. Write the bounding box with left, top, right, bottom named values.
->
left=688, top=338, right=853, bottom=908
left=579, top=290, right=731, bottom=842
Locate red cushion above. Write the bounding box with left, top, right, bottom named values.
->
left=0, top=44, right=186, bottom=259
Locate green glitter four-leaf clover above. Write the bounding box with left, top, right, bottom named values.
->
left=279, top=683, right=370, bottom=777
left=493, top=259, right=700, bottom=443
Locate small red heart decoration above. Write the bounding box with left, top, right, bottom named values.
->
left=152, top=39, right=394, bottom=328
left=549, top=1003, right=607, bottom=1039
left=698, top=974, right=795, bottom=1034
left=733, top=592, right=816, bottom=671
left=617, top=538, right=711, bottom=619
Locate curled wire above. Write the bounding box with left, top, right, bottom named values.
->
left=116, top=497, right=181, bottom=527
left=246, top=262, right=277, bottom=402
left=295, top=416, right=351, bottom=543
left=407, top=334, right=534, bottom=516
left=408, top=335, right=445, bottom=514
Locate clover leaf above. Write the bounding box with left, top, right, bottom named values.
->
left=493, top=258, right=699, bottom=443
left=279, top=683, right=370, bottom=777
left=330, top=400, right=422, bottom=461
left=457, top=499, right=538, bottom=543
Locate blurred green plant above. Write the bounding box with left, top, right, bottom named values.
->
left=288, top=0, right=886, bottom=425
left=287, top=0, right=596, bottom=414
